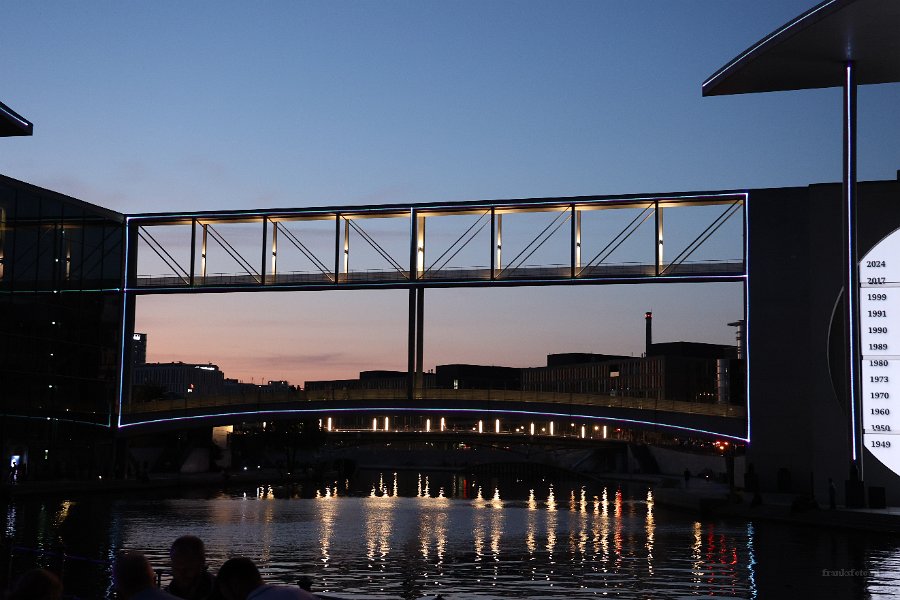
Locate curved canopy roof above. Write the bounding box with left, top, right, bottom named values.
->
left=703, top=0, right=900, bottom=96
left=0, top=100, right=32, bottom=137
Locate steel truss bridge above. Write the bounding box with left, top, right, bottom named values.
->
left=121, top=190, right=747, bottom=438
left=129, top=191, right=746, bottom=291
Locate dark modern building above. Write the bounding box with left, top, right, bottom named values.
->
left=305, top=370, right=435, bottom=392
left=434, top=364, right=521, bottom=390
left=132, top=362, right=225, bottom=399
left=522, top=342, right=740, bottom=404
left=0, top=175, right=125, bottom=478
left=131, top=332, right=147, bottom=367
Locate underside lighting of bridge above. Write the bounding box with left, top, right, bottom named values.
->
left=495, top=419, right=501, bottom=434
left=371, top=418, right=377, bottom=432
left=425, top=418, right=431, bottom=432
left=440, top=418, right=446, bottom=432
left=530, top=423, right=535, bottom=436
left=326, top=417, right=332, bottom=432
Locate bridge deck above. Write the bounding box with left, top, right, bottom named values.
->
left=123, top=388, right=745, bottom=425
left=135, top=260, right=745, bottom=291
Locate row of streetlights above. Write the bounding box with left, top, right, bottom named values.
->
left=322, top=416, right=611, bottom=440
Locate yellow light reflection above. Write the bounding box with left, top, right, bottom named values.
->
left=613, top=488, right=623, bottom=570
left=645, top=489, right=655, bottom=577
left=576, top=488, right=588, bottom=556
left=54, top=500, right=72, bottom=527
left=692, top=521, right=703, bottom=583
left=317, top=488, right=337, bottom=573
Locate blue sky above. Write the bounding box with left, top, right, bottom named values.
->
left=2, top=1, right=898, bottom=384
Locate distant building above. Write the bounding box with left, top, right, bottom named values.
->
left=131, top=333, right=147, bottom=367
left=305, top=370, right=434, bottom=391
left=522, top=343, right=742, bottom=404
left=133, top=362, right=225, bottom=398
left=435, top=364, right=521, bottom=390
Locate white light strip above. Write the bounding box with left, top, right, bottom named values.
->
left=702, top=0, right=841, bottom=89
left=845, top=62, right=859, bottom=462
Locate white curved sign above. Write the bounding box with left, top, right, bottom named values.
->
left=860, top=229, right=900, bottom=475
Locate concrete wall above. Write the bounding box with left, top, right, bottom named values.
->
left=747, top=179, right=900, bottom=504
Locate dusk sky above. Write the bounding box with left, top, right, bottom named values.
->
left=2, top=1, right=899, bottom=385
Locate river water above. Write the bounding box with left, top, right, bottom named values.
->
left=4, top=470, right=900, bottom=599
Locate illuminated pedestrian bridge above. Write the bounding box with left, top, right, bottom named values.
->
left=120, top=387, right=746, bottom=439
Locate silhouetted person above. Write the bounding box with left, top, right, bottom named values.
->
left=6, top=568, right=62, bottom=600
left=166, top=535, right=216, bottom=600
left=216, top=557, right=316, bottom=600
left=829, top=477, right=837, bottom=510
left=114, top=550, right=178, bottom=599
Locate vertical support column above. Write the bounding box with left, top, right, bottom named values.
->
left=416, top=214, right=426, bottom=279
left=655, top=201, right=664, bottom=276
left=844, top=60, right=863, bottom=483
left=407, top=289, right=417, bottom=401
left=201, top=223, right=208, bottom=282
left=189, top=218, right=196, bottom=286
left=407, top=208, right=418, bottom=401
left=343, top=218, right=350, bottom=277
left=490, top=207, right=496, bottom=280
left=416, top=287, right=425, bottom=397
left=495, top=213, right=503, bottom=278
left=570, top=204, right=581, bottom=278
left=334, top=213, right=341, bottom=283
left=271, top=221, right=278, bottom=279
left=117, top=219, right=139, bottom=430
left=260, top=217, right=268, bottom=285
left=0, top=207, right=5, bottom=281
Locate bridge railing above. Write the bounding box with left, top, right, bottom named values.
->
left=133, top=259, right=745, bottom=288
left=125, top=387, right=745, bottom=419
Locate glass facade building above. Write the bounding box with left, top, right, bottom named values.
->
left=0, top=175, right=124, bottom=429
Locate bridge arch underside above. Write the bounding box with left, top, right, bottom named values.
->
left=119, top=398, right=745, bottom=440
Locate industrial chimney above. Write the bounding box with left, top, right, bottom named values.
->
left=645, top=311, right=652, bottom=356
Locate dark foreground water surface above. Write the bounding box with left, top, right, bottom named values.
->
left=4, top=471, right=900, bottom=599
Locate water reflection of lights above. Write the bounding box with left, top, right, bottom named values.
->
left=54, top=500, right=72, bottom=527
left=5, top=503, right=16, bottom=538
left=645, top=489, right=655, bottom=576
left=691, top=521, right=703, bottom=584
left=576, top=488, right=589, bottom=556
left=414, top=473, right=433, bottom=498
left=364, top=498, right=394, bottom=572
left=317, top=490, right=338, bottom=577
left=545, top=485, right=558, bottom=559
left=491, top=488, right=502, bottom=509
left=613, top=489, right=623, bottom=570
left=747, top=523, right=758, bottom=599
left=595, top=489, right=610, bottom=562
